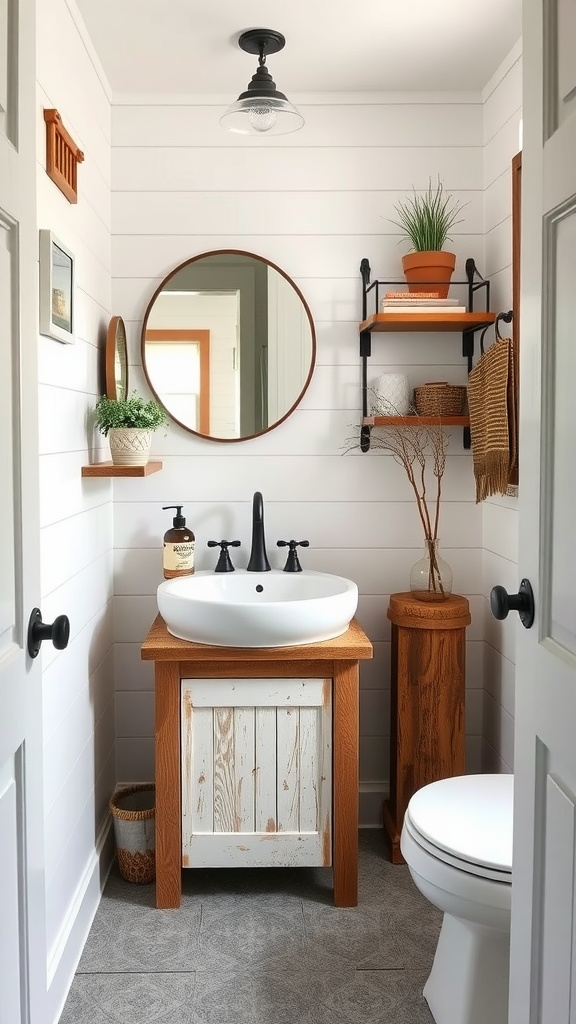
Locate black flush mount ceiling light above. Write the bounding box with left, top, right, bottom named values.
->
left=220, top=29, right=304, bottom=136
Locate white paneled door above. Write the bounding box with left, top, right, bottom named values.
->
left=0, top=0, right=46, bottom=1021
left=509, top=0, right=576, bottom=1020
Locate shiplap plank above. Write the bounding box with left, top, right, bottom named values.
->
left=186, top=832, right=324, bottom=867
left=299, top=706, right=320, bottom=832
left=111, top=190, right=483, bottom=238
left=276, top=708, right=300, bottom=833
left=113, top=145, right=482, bottom=193
left=255, top=707, right=277, bottom=833
left=112, top=101, right=482, bottom=149
left=184, top=678, right=326, bottom=708
left=233, top=707, right=255, bottom=833
left=190, top=706, right=214, bottom=834
left=113, top=232, right=484, bottom=284
left=213, top=707, right=236, bottom=833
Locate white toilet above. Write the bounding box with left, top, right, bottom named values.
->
left=400, top=773, right=513, bottom=1024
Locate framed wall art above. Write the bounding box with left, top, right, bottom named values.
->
left=39, top=229, right=75, bottom=343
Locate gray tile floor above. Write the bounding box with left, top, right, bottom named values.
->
left=59, top=830, right=441, bottom=1024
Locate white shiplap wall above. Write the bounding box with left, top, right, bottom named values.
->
left=111, top=96, right=488, bottom=824
left=36, top=0, right=113, bottom=1012
left=481, top=42, right=522, bottom=773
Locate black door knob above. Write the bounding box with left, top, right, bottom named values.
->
left=490, top=579, right=534, bottom=629
left=27, top=607, right=70, bottom=659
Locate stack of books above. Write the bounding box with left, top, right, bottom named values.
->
left=380, top=291, right=466, bottom=313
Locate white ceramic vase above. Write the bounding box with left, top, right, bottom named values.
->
left=108, top=428, right=152, bottom=466
left=369, top=373, right=410, bottom=415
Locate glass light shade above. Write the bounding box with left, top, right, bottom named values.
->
left=220, top=95, right=304, bottom=136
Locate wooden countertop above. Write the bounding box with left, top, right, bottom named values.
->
left=141, top=615, right=373, bottom=663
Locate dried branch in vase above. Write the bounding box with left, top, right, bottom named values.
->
left=346, top=392, right=452, bottom=600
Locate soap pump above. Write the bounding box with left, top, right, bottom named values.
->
left=162, top=505, right=195, bottom=579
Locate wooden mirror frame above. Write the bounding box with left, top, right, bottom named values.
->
left=140, top=249, right=317, bottom=443
left=510, top=151, right=521, bottom=486
left=105, top=315, right=129, bottom=400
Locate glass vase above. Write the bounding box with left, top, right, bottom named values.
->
left=409, top=538, right=453, bottom=602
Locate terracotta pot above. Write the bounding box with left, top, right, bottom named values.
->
left=401, top=250, right=456, bottom=298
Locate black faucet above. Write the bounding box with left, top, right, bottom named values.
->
left=207, top=539, right=241, bottom=572
left=246, top=491, right=271, bottom=571
left=277, top=539, right=309, bottom=572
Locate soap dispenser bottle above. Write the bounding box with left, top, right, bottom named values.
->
left=162, top=505, right=195, bottom=579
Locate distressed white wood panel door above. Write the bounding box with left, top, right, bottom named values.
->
left=509, top=1, right=576, bottom=1020
left=0, top=0, right=45, bottom=1020
left=181, top=678, right=332, bottom=868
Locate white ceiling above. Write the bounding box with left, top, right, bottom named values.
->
left=76, top=0, right=522, bottom=97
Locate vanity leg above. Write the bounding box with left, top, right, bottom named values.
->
left=154, top=661, right=182, bottom=908
left=332, top=660, right=359, bottom=907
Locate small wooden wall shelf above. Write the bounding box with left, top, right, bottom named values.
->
left=81, top=461, right=163, bottom=477
left=363, top=415, right=469, bottom=428
left=360, top=312, right=495, bottom=333
left=44, top=109, right=85, bottom=204
left=383, top=592, right=471, bottom=864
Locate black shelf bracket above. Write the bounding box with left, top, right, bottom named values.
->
left=463, top=330, right=475, bottom=374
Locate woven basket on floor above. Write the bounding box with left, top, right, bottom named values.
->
left=109, top=784, right=155, bottom=883
left=414, top=382, right=466, bottom=416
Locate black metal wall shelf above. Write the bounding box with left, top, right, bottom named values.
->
left=359, top=257, right=495, bottom=452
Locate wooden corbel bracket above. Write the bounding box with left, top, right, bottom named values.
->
left=43, top=108, right=85, bottom=204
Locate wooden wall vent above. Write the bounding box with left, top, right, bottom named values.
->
left=44, top=109, right=85, bottom=204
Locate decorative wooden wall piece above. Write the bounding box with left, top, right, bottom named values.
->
left=43, top=109, right=84, bottom=204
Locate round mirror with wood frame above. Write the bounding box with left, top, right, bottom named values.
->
left=105, top=315, right=129, bottom=400
left=140, top=249, right=316, bottom=442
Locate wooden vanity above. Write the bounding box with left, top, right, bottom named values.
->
left=141, top=615, right=372, bottom=909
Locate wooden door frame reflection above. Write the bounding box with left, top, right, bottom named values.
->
left=145, top=329, right=210, bottom=434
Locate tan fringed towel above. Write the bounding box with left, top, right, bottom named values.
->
left=467, top=337, right=517, bottom=502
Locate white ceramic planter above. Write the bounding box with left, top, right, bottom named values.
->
left=108, top=427, right=152, bottom=466
left=369, top=373, right=410, bottom=415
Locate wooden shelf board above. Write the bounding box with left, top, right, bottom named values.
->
left=81, top=460, right=163, bottom=477
left=360, top=312, right=495, bottom=333
left=363, top=415, right=469, bottom=427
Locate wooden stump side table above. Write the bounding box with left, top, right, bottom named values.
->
left=383, top=592, right=471, bottom=864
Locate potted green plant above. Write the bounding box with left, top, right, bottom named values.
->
left=391, top=176, right=468, bottom=297
left=94, top=391, right=168, bottom=466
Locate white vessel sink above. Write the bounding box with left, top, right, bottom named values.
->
left=157, top=569, right=359, bottom=648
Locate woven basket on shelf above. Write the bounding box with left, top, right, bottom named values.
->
left=413, top=382, right=466, bottom=417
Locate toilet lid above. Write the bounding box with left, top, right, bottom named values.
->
left=405, top=774, right=513, bottom=874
